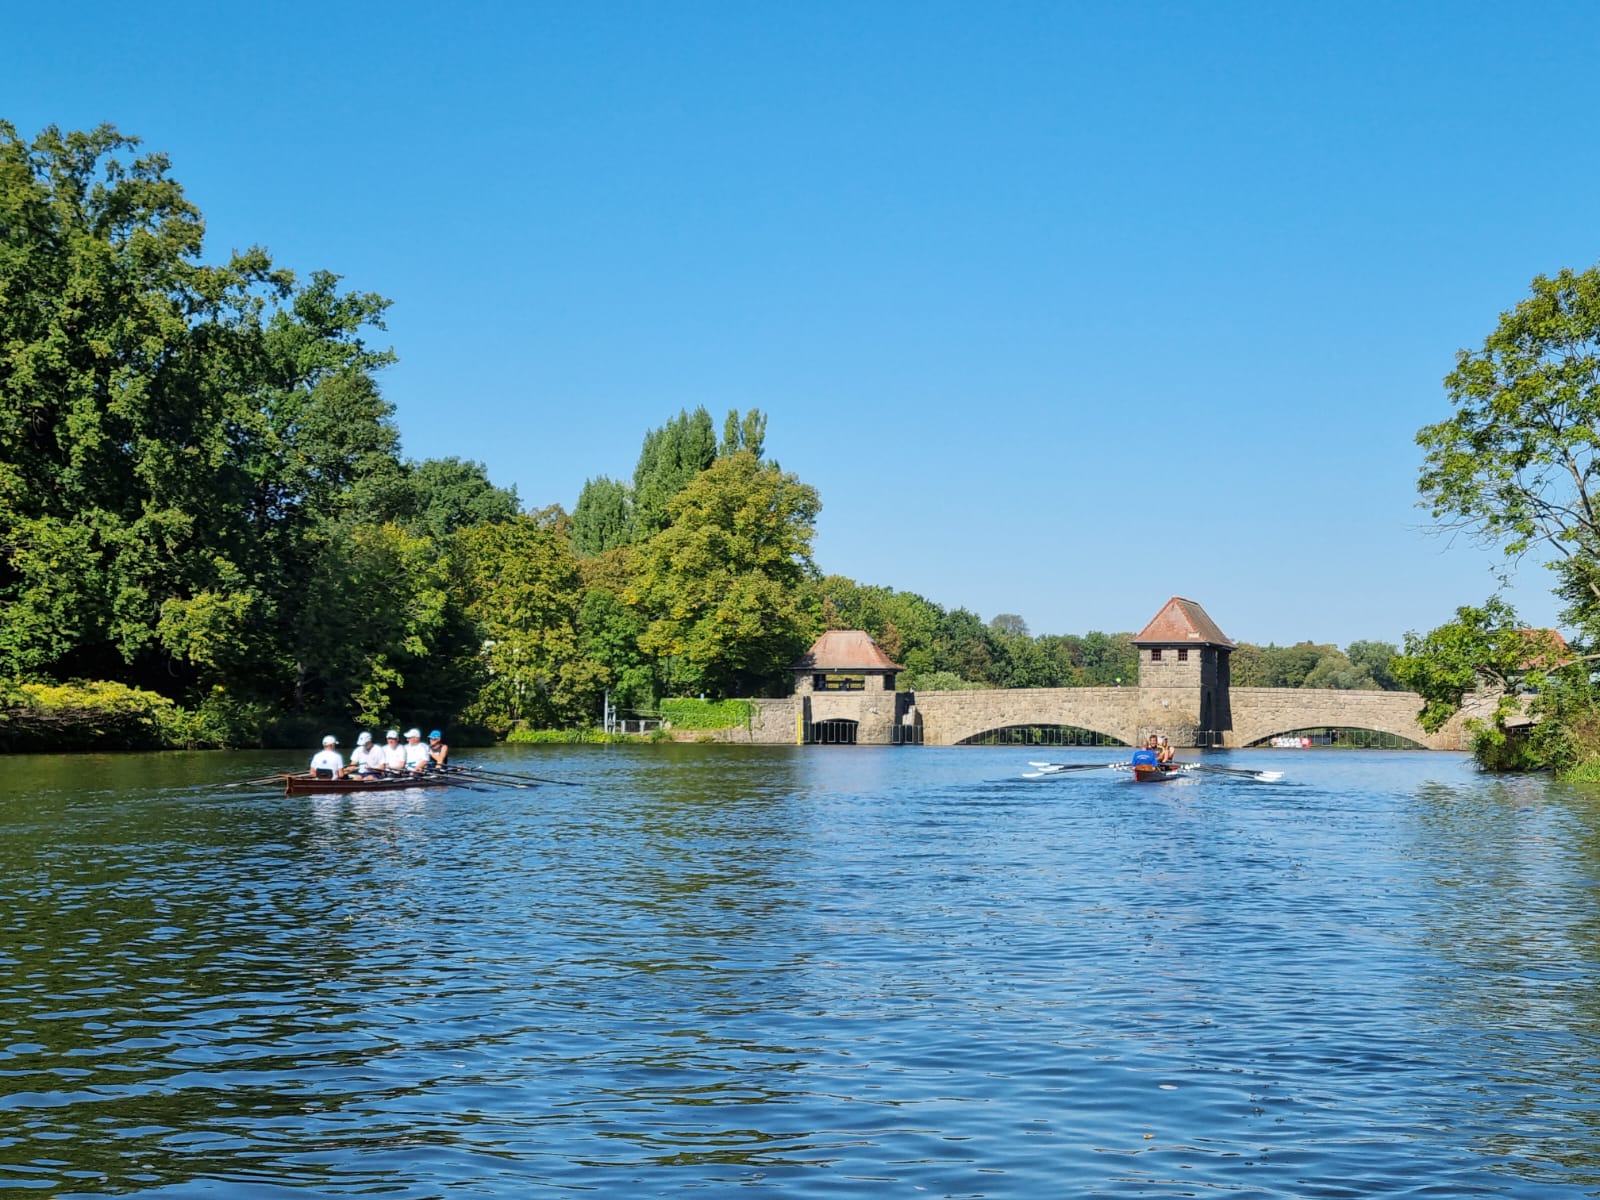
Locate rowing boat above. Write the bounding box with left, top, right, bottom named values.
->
left=282, top=772, right=454, bottom=796
left=1131, top=763, right=1182, bottom=783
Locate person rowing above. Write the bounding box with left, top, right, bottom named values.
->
left=402, top=728, right=430, bottom=774
left=1130, top=736, right=1161, bottom=771
left=309, top=735, right=344, bottom=779
left=427, top=729, right=449, bottom=769
left=346, top=731, right=382, bottom=776
left=381, top=729, right=406, bottom=773
left=1157, top=736, right=1175, bottom=765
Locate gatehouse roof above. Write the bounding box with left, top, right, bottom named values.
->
left=791, top=630, right=902, bottom=672
left=1131, top=597, right=1235, bottom=649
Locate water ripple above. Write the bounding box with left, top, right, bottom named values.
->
left=3, top=748, right=1600, bottom=1195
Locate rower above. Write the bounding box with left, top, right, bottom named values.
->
left=310, top=735, right=344, bottom=779
left=402, top=728, right=429, bottom=774
left=350, top=731, right=386, bottom=776
left=381, top=729, right=406, bottom=772
left=1130, top=736, right=1160, bottom=771
left=427, top=729, right=449, bottom=769
left=1157, top=736, right=1175, bottom=765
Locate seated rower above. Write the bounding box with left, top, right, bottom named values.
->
left=381, top=729, right=406, bottom=773
left=309, top=735, right=344, bottom=779
left=349, top=731, right=385, bottom=776
left=1157, top=736, right=1175, bottom=765
left=427, top=729, right=449, bottom=769
left=402, top=727, right=430, bottom=774
left=1130, top=736, right=1160, bottom=770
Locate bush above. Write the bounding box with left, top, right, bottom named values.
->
left=658, top=698, right=751, bottom=730
left=0, top=680, right=178, bottom=752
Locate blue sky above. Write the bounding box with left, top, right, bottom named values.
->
left=7, top=2, right=1597, bottom=646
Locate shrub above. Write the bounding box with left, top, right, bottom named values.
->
left=658, top=698, right=751, bottom=730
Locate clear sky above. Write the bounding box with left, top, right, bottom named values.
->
left=7, top=2, right=1597, bottom=646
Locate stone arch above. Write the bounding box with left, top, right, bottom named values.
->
left=1227, top=688, right=1433, bottom=749
left=913, top=687, right=1139, bottom=747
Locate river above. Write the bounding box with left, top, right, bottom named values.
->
left=3, top=746, right=1599, bottom=1196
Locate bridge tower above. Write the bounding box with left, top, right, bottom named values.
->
left=1131, top=597, right=1235, bottom=747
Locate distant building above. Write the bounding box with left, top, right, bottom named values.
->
left=791, top=630, right=902, bottom=695
left=1131, top=596, right=1235, bottom=744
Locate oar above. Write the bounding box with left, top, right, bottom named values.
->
left=451, top=764, right=580, bottom=786
left=1023, top=761, right=1127, bottom=779
left=225, top=773, right=293, bottom=788
left=1177, top=762, right=1285, bottom=783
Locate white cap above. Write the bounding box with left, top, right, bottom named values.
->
left=356, top=732, right=372, bottom=744
left=322, top=735, right=338, bottom=746
left=387, top=729, right=400, bottom=739
left=405, top=728, right=421, bottom=738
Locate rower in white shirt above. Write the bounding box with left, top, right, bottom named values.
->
left=402, top=728, right=430, bottom=774
left=309, top=735, right=344, bottom=778
left=381, top=729, right=406, bottom=772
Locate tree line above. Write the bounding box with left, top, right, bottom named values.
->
left=0, top=122, right=1403, bottom=750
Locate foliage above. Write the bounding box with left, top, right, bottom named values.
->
left=631, top=407, right=718, bottom=538
left=570, top=475, right=633, bottom=556
left=627, top=451, right=820, bottom=697
left=899, top=669, right=984, bottom=692
left=406, top=457, right=518, bottom=540
left=0, top=680, right=178, bottom=751
left=505, top=726, right=612, bottom=743
left=455, top=510, right=606, bottom=735
left=659, top=698, right=752, bottom=730
left=1392, top=597, right=1543, bottom=734
left=1417, top=262, right=1600, bottom=636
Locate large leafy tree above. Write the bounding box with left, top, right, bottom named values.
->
left=0, top=122, right=412, bottom=718
left=1417, top=262, right=1600, bottom=637
left=627, top=451, right=820, bottom=697
left=455, top=510, right=604, bottom=732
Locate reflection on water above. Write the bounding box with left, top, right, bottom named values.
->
left=4, top=746, right=1600, bottom=1195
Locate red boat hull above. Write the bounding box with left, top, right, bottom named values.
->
left=1131, top=764, right=1181, bottom=783
left=283, top=772, right=453, bottom=795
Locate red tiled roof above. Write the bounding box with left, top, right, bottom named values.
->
left=1131, top=597, right=1235, bottom=649
left=791, top=630, right=902, bottom=672
left=1517, top=628, right=1570, bottom=670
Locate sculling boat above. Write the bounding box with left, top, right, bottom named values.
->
left=1130, top=763, right=1182, bottom=783
left=282, top=771, right=454, bottom=796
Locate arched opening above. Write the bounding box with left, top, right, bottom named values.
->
left=1247, top=726, right=1425, bottom=750
left=808, top=719, right=859, bottom=745
left=958, top=724, right=1128, bottom=748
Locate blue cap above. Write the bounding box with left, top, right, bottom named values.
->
left=429, top=729, right=442, bottom=739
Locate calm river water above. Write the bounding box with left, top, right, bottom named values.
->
left=4, top=746, right=1600, bottom=1197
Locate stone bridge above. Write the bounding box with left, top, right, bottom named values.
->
left=724, top=605, right=1501, bottom=749
left=907, top=685, right=1484, bottom=750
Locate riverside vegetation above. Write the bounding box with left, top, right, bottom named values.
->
left=3, top=122, right=1591, bottom=772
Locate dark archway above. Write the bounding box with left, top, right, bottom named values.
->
left=1246, top=726, right=1425, bottom=750
left=808, top=719, right=859, bottom=745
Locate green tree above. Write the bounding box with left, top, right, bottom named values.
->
left=570, top=475, right=633, bottom=556
left=455, top=510, right=604, bottom=733
left=1346, top=640, right=1400, bottom=690
left=406, top=456, right=518, bottom=540
left=719, top=408, right=767, bottom=459
left=627, top=451, right=820, bottom=697
left=1417, top=262, right=1600, bottom=635
left=631, top=407, right=717, bottom=538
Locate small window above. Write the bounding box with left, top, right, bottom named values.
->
left=1177, top=648, right=1189, bottom=662
left=1150, top=648, right=1162, bottom=662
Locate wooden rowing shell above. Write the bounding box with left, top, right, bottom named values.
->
left=283, top=772, right=454, bottom=796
